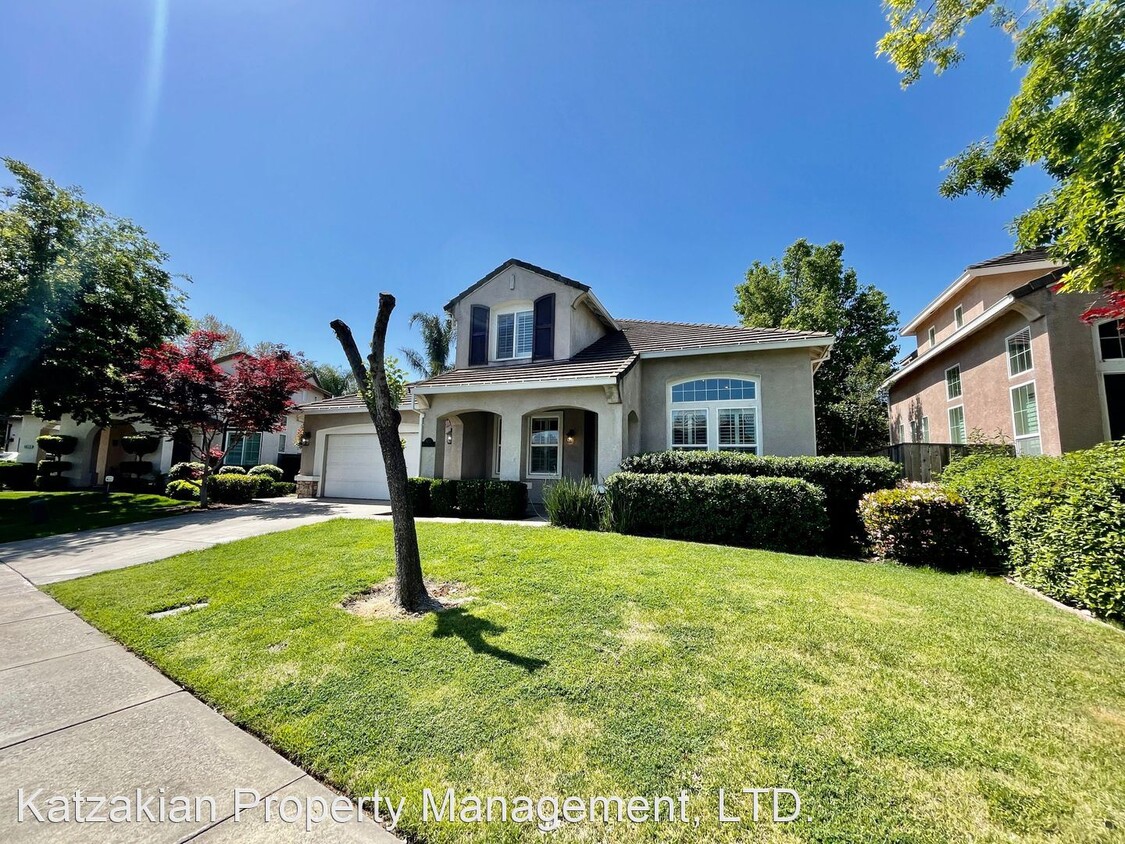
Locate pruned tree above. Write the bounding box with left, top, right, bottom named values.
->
left=331, top=295, right=430, bottom=612
left=130, top=330, right=308, bottom=507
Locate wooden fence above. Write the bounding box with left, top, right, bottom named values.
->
left=864, top=443, right=1012, bottom=483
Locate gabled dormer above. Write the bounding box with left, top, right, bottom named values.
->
left=444, top=259, right=618, bottom=368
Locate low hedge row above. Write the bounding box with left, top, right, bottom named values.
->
left=604, top=472, right=827, bottom=554
left=404, top=478, right=528, bottom=520
left=0, top=461, right=37, bottom=490
left=619, top=451, right=899, bottom=552
left=165, top=474, right=295, bottom=504
left=940, top=443, right=1125, bottom=621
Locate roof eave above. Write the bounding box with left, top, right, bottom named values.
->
left=635, top=336, right=833, bottom=359
left=413, top=375, right=621, bottom=395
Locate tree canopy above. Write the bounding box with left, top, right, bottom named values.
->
left=0, top=159, right=188, bottom=423
left=734, top=239, right=899, bottom=454
left=878, top=1, right=1125, bottom=303
left=401, top=311, right=454, bottom=379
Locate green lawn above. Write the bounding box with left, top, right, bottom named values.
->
left=0, top=491, right=193, bottom=542
left=46, top=521, right=1125, bottom=843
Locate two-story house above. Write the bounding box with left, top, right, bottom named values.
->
left=295, top=258, right=834, bottom=501
left=882, top=248, right=1125, bottom=455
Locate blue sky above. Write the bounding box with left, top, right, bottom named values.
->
left=1, top=1, right=1049, bottom=370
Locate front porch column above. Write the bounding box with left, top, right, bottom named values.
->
left=419, top=413, right=437, bottom=478
left=499, top=413, right=522, bottom=482
left=596, top=404, right=624, bottom=482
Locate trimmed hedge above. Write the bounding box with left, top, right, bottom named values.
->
left=430, top=479, right=459, bottom=516
left=859, top=485, right=988, bottom=571
left=169, top=462, right=204, bottom=481
left=248, top=464, right=284, bottom=481
left=35, top=434, right=78, bottom=456
left=35, top=475, right=70, bottom=491
left=604, top=472, right=826, bottom=554
left=217, top=465, right=247, bottom=475
left=544, top=477, right=603, bottom=530
left=118, top=461, right=154, bottom=476
left=36, top=460, right=73, bottom=476
left=121, top=434, right=160, bottom=456
left=406, top=477, right=433, bottom=516
left=941, top=443, right=1125, bottom=621
left=166, top=480, right=201, bottom=501
left=206, top=473, right=260, bottom=504
left=456, top=479, right=529, bottom=520
left=619, top=451, right=899, bottom=552
left=0, top=461, right=37, bottom=490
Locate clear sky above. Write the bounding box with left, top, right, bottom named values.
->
left=1, top=1, right=1050, bottom=370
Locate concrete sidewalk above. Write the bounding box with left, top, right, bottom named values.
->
left=0, top=498, right=392, bottom=585
left=0, top=562, right=399, bottom=842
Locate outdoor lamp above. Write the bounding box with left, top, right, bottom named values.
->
left=565, top=429, right=576, bottom=445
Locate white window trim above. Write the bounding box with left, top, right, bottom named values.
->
left=919, top=416, right=930, bottom=443
left=954, top=304, right=965, bottom=330
left=1005, top=326, right=1034, bottom=378
left=492, top=301, right=534, bottom=362
left=223, top=430, right=261, bottom=466
left=945, top=363, right=962, bottom=401
left=492, top=418, right=502, bottom=477
left=526, top=413, right=562, bottom=478
left=1009, top=379, right=1041, bottom=453
left=948, top=404, right=966, bottom=445
left=665, top=375, right=763, bottom=454
left=1091, top=320, right=1125, bottom=441
left=927, top=326, right=937, bottom=347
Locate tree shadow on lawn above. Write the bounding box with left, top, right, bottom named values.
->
left=432, top=607, right=548, bottom=673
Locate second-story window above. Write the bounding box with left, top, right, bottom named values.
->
left=945, top=365, right=962, bottom=400
left=927, top=326, right=936, bottom=347
left=954, top=305, right=964, bottom=329
left=1007, top=327, right=1033, bottom=376
left=496, top=310, right=533, bottom=360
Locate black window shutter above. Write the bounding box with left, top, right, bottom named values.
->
left=533, top=293, right=555, bottom=360
left=469, top=305, right=489, bottom=366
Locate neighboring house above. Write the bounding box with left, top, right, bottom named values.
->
left=882, top=248, right=1125, bottom=456
left=1, top=368, right=328, bottom=488
left=295, top=258, right=834, bottom=501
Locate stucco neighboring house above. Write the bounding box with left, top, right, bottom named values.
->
left=295, top=258, right=834, bottom=502
left=882, top=248, right=1125, bottom=456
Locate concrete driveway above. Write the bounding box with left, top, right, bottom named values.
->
left=0, top=498, right=392, bottom=585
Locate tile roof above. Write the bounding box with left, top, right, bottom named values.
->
left=298, top=388, right=416, bottom=413
left=967, top=247, right=1052, bottom=270
left=411, top=319, right=831, bottom=390
left=443, top=258, right=591, bottom=311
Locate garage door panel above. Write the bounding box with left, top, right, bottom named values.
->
left=323, top=434, right=388, bottom=499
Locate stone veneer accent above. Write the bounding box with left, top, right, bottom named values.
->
left=295, top=479, right=319, bottom=498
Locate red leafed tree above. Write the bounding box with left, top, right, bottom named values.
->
left=1083, top=290, right=1125, bottom=325
left=130, top=330, right=308, bottom=507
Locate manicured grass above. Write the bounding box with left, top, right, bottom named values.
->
left=47, top=521, right=1125, bottom=842
left=0, top=491, right=193, bottom=542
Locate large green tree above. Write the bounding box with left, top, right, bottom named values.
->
left=878, top=0, right=1125, bottom=303
left=734, top=239, right=899, bottom=454
left=0, top=159, right=188, bottom=423
left=400, top=311, right=454, bottom=379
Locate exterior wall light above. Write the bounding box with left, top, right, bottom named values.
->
left=565, top=429, right=576, bottom=445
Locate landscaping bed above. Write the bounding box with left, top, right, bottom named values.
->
left=45, top=521, right=1125, bottom=842
left=0, top=491, right=195, bottom=542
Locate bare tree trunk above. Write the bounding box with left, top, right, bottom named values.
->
left=331, top=295, right=430, bottom=612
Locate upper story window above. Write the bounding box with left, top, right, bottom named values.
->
left=1098, top=320, right=1125, bottom=361
left=945, top=365, right=962, bottom=400
left=927, top=326, right=936, bottom=347
left=495, top=308, right=533, bottom=360
left=669, top=377, right=760, bottom=454
left=954, top=305, right=964, bottom=329
left=1007, top=327, right=1033, bottom=376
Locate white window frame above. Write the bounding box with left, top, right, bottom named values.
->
left=493, top=418, right=502, bottom=477
left=278, top=433, right=286, bottom=454
left=927, top=326, right=936, bottom=347
left=1009, top=380, right=1041, bottom=456
left=954, top=304, right=964, bottom=329
left=1006, top=326, right=1034, bottom=377
left=1091, top=320, right=1125, bottom=441
left=493, top=302, right=534, bottom=361
left=919, top=416, right=930, bottom=443
left=1094, top=318, right=1125, bottom=365
left=948, top=405, right=966, bottom=445
left=666, top=376, right=762, bottom=454
left=223, top=430, right=261, bottom=467
left=945, top=364, right=962, bottom=401
left=526, top=413, right=562, bottom=478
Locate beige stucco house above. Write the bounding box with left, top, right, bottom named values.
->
left=295, top=259, right=834, bottom=501
left=883, top=248, right=1125, bottom=456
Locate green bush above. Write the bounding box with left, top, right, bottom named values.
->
left=859, top=485, right=988, bottom=571
left=273, top=481, right=297, bottom=497
left=248, top=464, right=284, bottom=481
left=940, top=443, right=1125, bottom=621
left=118, top=461, right=154, bottom=476
left=406, top=477, right=433, bottom=516
left=456, top=479, right=529, bottom=519
left=165, top=479, right=201, bottom=501
left=36, top=460, right=73, bottom=476
left=35, top=475, right=70, bottom=491
left=121, top=434, right=160, bottom=456
left=206, top=473, right=260, bottom=504
left=0, top=461, right=37, bottom=490
left=430, top=479, right=459, bottom=516
left=544, top=477, right=604, bottom=530
left=168, top=462, right=204, bottom=481
left=456, top=479, right=487, bottom=517
left=620, top=451, right=899, bottom=553
left=217, top=465, right=247, bottom=475
left=35, top=434, right=78, bottom=456
left=603, top=472, right=826, bottom=554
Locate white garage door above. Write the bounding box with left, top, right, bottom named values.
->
left=323, top=434, right=389, bottom=500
